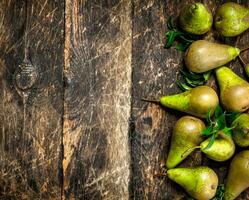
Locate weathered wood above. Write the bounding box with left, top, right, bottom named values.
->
left=130, top=1, right=198, bottom=199
left=0, top=0, right=64, bottom=199
left=63, top=0, right=132, bottom=199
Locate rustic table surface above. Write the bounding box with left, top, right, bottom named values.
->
left=0, top=0, right=249, bottom=199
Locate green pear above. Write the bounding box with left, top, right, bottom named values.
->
left=166, top=116, right=205, bottom=169
left=246, top=64, right=249, bottom=78
left=185, top=40, right=240, bottom=73
left=232, top=114, right=249, bottom=147
left=159, top=86, right=219, bottom=118
left=167, top=166, right=218, bottom=200
left=224, top=151, right=249, bottom=200
left=215, top=66, right=249, bottom=112
left=200, top=131, right=235, bottom=162
left=215, top=2, right=249, bottom=37
left=179, top=3, right=213, bottom=35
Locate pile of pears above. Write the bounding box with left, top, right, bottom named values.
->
left=146, top=2, right=249, bottom=200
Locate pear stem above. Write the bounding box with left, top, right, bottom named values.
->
left=181, top=146, right=201, bottom=158
left=140, top=98, right=160, bottom=104
left=153, top=168, right=168, bottom=178
left=238, top=55, right=246, bottom=67
left=240, top=46, right=249, bottom=53
left=153, top=172, right=167, bottom=178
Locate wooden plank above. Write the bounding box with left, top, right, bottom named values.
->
left=0, top=0, right=64, bottom=199
left=130, top=1, right=194, bottom=199
left=63, top=0, right=132, bottom=199
left=130, top=0, right=249, bottom=199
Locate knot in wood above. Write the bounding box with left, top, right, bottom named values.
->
left=14, top=61, right=38, bottom=91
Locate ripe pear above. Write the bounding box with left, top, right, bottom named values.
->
left=179, top=3, right=213, bottom=35
left=167, top=166, right=218, bottom=200
left=185, top=40, right=240, bottom=73
left=159, top=86, right=219, bottom=118
left=246, top=64, right=249, bottom=78
left=215, top=3, right=249, bottom=37
left=200, top=131, right=235, bottom=162
left=224, top=151, right=249, bottom=200
left=166, top=116, right=205, bottom=169
left=232, top=114, right=249, bottom=147
left=215, top=66, right=249, bottom=112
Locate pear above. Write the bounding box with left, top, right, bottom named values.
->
left=166, top=116, right=205, bottom=169
left=224, top=151, right=249, bottom=200
left=215, top=66, right=249, bottom=112
left=143, top=86, right=218, bottom=118
left=167, top=166, right=218, bottom=200
left=232, top=114, right=249, bottom=147
left=246, top=64, right=249, bottom=78
left=200, top=131, right=235, bottom=162
left=185, top=40, right=240, bottom=73
left=215, top=2, right=249, bottom=37
left=179, top=3, right=213, bottom=35
left=159, top=86, right=219, bottom=118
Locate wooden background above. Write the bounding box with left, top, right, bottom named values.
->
left=0, top=0, right=249, bottom=199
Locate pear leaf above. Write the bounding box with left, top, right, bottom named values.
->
left=176, top=81, right=192, bottom=91
left=164, top=16, right=199, bottom=51
left=165, top=31, right=180, bottom=48
left=225, top=112, right=240, bottom=125
left=222, top=126, right=236, bottom=137
left=203, top=71, right=211, bottom=81
left=216, top=115, right=226, bottom=130
left=167, top=16, right=175, bottom=30
left=215, top=105, right=223, bottom=119
left=211, top=184, right=225, bottom=200
left=177, top=68, right=211, bottom=91
left=175, top=42, right=190, bottom=52
left=202, top=126, right=213, bottom=136
left=180, top=69, right=203, bottom=80
left=203, top=133, right=217, bottom=150
left=206, top=109, right=213, bottom=124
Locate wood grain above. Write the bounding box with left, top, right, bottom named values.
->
left=63, top=0, right=132, bottom=199
left=130, top=0, right=198, bottom=199
left=0, top=0, right=64, bottom=199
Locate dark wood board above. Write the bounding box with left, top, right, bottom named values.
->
left=0, top=0, right=64, bottom=199
left=63, top=0, right=132, bottom=199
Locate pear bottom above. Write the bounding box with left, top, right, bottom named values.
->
left=167, top=167, right=218, bottom=200
left=224, top=151, right=249, bottom=200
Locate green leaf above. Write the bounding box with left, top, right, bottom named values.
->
left=165, top=15, right=199, bottom=52
left=203, top=71, right=211, bottom=81
left=216, top=114, right=226, bottom=130
left=180, top=69, right=203, bottom=80
left=203, top=133, right=217, bottom=150
left=222, top=126, right=236, bottom=137
left=202, top=126, right=213, bottom=136
left=176, top=81, right=192, bottom=91
left=185, top=77, right=204, bottom=86
left=215, top=105, right=223, bottom=119
left=165, top=31, right=179, bottom=48
left=212, top=185, right=225, bottom=200
left=167, top=16, right=175, bottom=30
left=206, top=109, right=213, bottom=124
left=225, top=112, right=240, bottom=125
left=175, top=42, right=190, bottom=52
left=178, top=35, right=195, bottom=43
